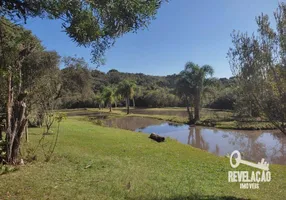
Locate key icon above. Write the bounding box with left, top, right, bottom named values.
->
left=230, top=150, right=269, bottom=171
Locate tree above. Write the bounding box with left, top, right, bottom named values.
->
left=95, top=93, right=105, bottom=110
left=107, top=69, right=122, bottom=85
left=176, top=74, right=194, bottom=120
left=110, top=85, right=122, bottom=108
left=91, top=69, right=108, bottom=94
left=132, top=86, right=143, bottom=108
left=117, top=80, right=136, bottom=114
left=61, top=57, right=93, bottom=108
left=177, top=62, right=214, bottom=122
left=0, top=17, right=41, bottom=164
left=22, top=50, right=61, bottom=128
left=228, top=3, right=286, bottom=134
left=102, top=87, right=115, bottom=112
left=2, top=0, right=165, bottom=64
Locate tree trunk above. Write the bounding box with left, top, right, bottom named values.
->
left=132, top=98, right=135, bottom=108
left=7, top=102, right=27, bottom=164
left=5, top=71, right=27, bottom=164
left=249, top=99, right=252, bottom=117
left=6, top=71, right=13, bottom=163
left=109, top=103, right=112, bottom=112
left=186, top=98, right=194, bottom=123
left=186, top=97, right=190, bottom=116
left=187, top=105, right=190, bottom=113
left=18, top=67, right=22, bottom=94
left=25, top=123, right=28, bottom=142
left=0, top=125, right=3, bottom=141
left=194, top=91, right=201, bottom=122
left=126, top=98, right=130, bottom=114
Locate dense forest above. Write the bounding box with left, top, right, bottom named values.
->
left=0, top=40, right=237, bottom=117
left=62, top=66, right=236, bottom=109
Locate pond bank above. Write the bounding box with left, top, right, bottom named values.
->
left=196, top=120, right=277, bottom=130
left=78, top=108, right=278, bottom=131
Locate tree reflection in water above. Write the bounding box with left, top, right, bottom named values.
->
left=227, top=130, right=267, bottom=163
left=187, top=127, right=286, bottom=164
left=132, top=120, right=285, bottom=165
left=188, top=126, right=209, bottom=151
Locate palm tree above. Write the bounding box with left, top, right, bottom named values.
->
left=176, top=75, right=195, bottom=121
left=110, top=85, right=121, bottom=108
left=178, top=62, right=214, bottom=122
left=95, top=93, right=105, bottom=110
left=117, top=80, right=136, bottom=114
left=102, top=87, right=115, bottom=112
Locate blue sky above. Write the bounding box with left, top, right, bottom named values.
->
left=24, top=0, right=280, bottom=78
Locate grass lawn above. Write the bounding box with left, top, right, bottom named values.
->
left=0, top=117, right=285, bottom=199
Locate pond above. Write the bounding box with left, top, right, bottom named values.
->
left=114, top=108, right=190, bottom=117
left=105, top=117, right=286, bottom=165
left=136, top=122, right=286, bottom=165
left=104, top=116, right=163, bottom=131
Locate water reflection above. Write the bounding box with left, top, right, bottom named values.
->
left=188, top=126, right=209, bottom=151
left=136, top=123, right=286, bottom=165
left=104, top=117, right=164, bottom=130
left=104, top=117, right=286, bottom=165
left=115, top=109, right=189, bottom=117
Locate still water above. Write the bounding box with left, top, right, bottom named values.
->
left=119, top=109, right=189, bottom=117
left=136, top=122, right=286, bottom=165
left=105, top=117, right=163, bottom=131
left=105, top=117, right=286, bottom=165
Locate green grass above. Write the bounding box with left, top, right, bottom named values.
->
left=212, top=121, right=276, bottom=130
left=0, top=117, right=285, bottom=199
